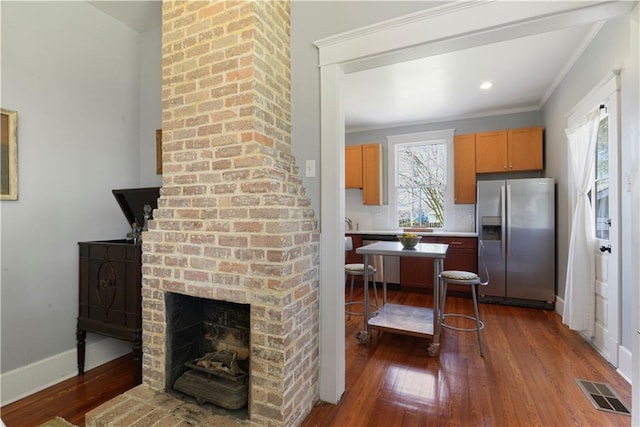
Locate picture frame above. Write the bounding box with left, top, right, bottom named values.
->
left=1, top=108, right=18, bottom=200
left=156, top=128, right=162, bottom=175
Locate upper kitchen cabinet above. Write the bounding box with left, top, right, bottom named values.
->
left=453, top=134, right=476, bottom=204
left=475, top=126, right=543, bottom=173
left=345, top=145, right=363, bottom=188
left=345, top=143, right=382, bottom=205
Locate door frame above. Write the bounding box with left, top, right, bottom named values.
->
left=314, top=1, right=635, bottom=404
left=566, top=74, right=621, bottom=366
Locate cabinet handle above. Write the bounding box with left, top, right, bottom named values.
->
left=99, top=279, right=114, bottom=288
left=448, top=241, right=463, bottom=245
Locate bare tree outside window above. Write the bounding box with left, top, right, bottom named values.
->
left=396, top=141, right=446, bottom=228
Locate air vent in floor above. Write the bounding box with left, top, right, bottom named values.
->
left=575, top=378, right=630, bottom=416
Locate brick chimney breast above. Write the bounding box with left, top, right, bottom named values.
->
left=141, top=1, right=319, bottom=425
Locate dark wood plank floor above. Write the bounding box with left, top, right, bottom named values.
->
left=303, top=287, right=632, bottom=426
left=1, top=287, right=632, bottom=427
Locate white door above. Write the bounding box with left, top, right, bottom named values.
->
left=591, top=98, right=620, bottom=366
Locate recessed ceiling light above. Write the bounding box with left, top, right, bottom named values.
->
left=480, top=81, right=493, bottom=90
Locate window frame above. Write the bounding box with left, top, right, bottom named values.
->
left=386, top=129, right=455, bottom=230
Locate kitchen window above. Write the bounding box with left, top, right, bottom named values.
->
left=387, top=129, right=454, bottom=229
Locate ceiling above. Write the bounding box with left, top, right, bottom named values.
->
left=89, top=1, right=604, bottom=132
left=343, top=23, right=597, bottom=132
left=88, top=1, right=161, bottom=33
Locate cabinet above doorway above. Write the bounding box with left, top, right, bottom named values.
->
left=454, top=126, right=543, bottom=204
left=345, top=143, right=382, bottom=205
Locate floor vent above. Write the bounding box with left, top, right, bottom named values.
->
left=575, top=379, right=630, bottom=416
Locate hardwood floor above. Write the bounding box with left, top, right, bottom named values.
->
left=1, top=287, right=632, bottom=427
left=303, top=288, right=632, bottom=426
left=1, top=353, right=137, bottom=427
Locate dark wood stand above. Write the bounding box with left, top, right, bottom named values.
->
left=77, top=240, right=143, bottom=384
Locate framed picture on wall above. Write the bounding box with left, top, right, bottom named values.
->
left=1, top=108, right=18, bottom=200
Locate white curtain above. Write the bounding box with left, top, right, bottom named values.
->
left=562, top=108, right=601, bottom=336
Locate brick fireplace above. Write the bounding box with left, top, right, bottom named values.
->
left=86, top=1, right=320, bottom=425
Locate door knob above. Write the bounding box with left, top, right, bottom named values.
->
left=599, top=245, right=611, bottom=253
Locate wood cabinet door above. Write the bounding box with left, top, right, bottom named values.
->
left=345, top=145, right=363, bottom=188
left=438, top=237, right=477, bottom=272
left=345, top=234, right=363, bottom=265
left=453, top=134, right=476, bottom=204
left=475, top=130, right=508, bottom=173
left=400, top=236, right=438, bottom=290
left=362, top=143, right=382, bottom=205
left=438, top=237, right=477, bottom=296
left=508, top=126, right=543, bottom=171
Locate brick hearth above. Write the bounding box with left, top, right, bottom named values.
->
left=86, top=1, right=320, bottom=425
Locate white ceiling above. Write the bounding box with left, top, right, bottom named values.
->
left=88, top=1, right=605, bottom=132
left=344, top=23, right=597, bottom=132
left=88, top=1, right=161, bottom=33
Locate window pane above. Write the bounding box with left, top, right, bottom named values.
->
left=595, top=116, right=608, bottom=239
left=596, top=117, right=608, bottom=180
left=396, top=141, right=445, bottom=228
left=595, top=178, right=609, bottom=239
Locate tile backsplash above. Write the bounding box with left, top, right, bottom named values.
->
left=345, top=189, right=475, bottom=232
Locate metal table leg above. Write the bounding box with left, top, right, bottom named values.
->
left=427, top=258, right=443, bottom=356
left=356, top=253, right=370, bottom=343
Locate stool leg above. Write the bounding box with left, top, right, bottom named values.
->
left=371, top=272, right=379, bottom=312
left=440, top=280, right=449, bottom=323
left=471, top=284, right=484, bottom=357
left=348, top=273, right=356, bottom=320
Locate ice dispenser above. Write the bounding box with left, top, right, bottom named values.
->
left=481, top=216, right=502, bottom=240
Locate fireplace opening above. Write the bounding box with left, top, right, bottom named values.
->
left=164, top=292, right=250, bottom=418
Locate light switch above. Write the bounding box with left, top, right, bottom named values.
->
left=305, top=160, right=316, bottom=177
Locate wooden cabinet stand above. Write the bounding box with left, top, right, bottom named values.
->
left=77, top=240, right=143, bottom=384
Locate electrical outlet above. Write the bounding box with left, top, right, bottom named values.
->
left=305, top=160, right=316, bottom=177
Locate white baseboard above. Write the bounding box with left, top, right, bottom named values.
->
left=555, top=295, right=564, bottom=316
left=617, top=345, right=632, bottom=384
left=0, top=337, right=131, bottom=406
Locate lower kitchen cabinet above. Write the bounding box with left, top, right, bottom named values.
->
left=400, top=236, right=477, bottom=295
left=345, top=234, right=363, bottom=265
left=399, top=236, right=437, bottom=289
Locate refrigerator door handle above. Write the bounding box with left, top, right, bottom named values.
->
left=501, top=184, right=506, bottom=259
left=507, top=184, right=512, bottom=259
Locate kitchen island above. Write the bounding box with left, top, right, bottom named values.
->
left=356, top=241, right=448, bottom=356
left=347, top=231, right=477, bottom=294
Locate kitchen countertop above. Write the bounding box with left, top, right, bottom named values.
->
left=345, top=229, right=477, bottom=238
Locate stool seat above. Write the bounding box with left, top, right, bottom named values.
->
left=344, top=237, right=378, bottom=319
left=345, top=263, right=375, bottom=273
left=439, top=270, right=479, bottom=282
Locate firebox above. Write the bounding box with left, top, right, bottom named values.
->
left=164, top=292, right=250, bottom=415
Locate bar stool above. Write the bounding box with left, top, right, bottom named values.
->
left=438, top=242, right=489, bottom=356
left=344, top=236, right=379, bottom=319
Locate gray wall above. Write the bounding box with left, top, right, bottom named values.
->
left=0, top=0, right=161, bottom=383
left=291, top=1, right=441, bottom=215
left=542, top=13, right=638, bottom=348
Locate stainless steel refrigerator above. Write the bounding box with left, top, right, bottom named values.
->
left=476, top=178, right=555, bottom=309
